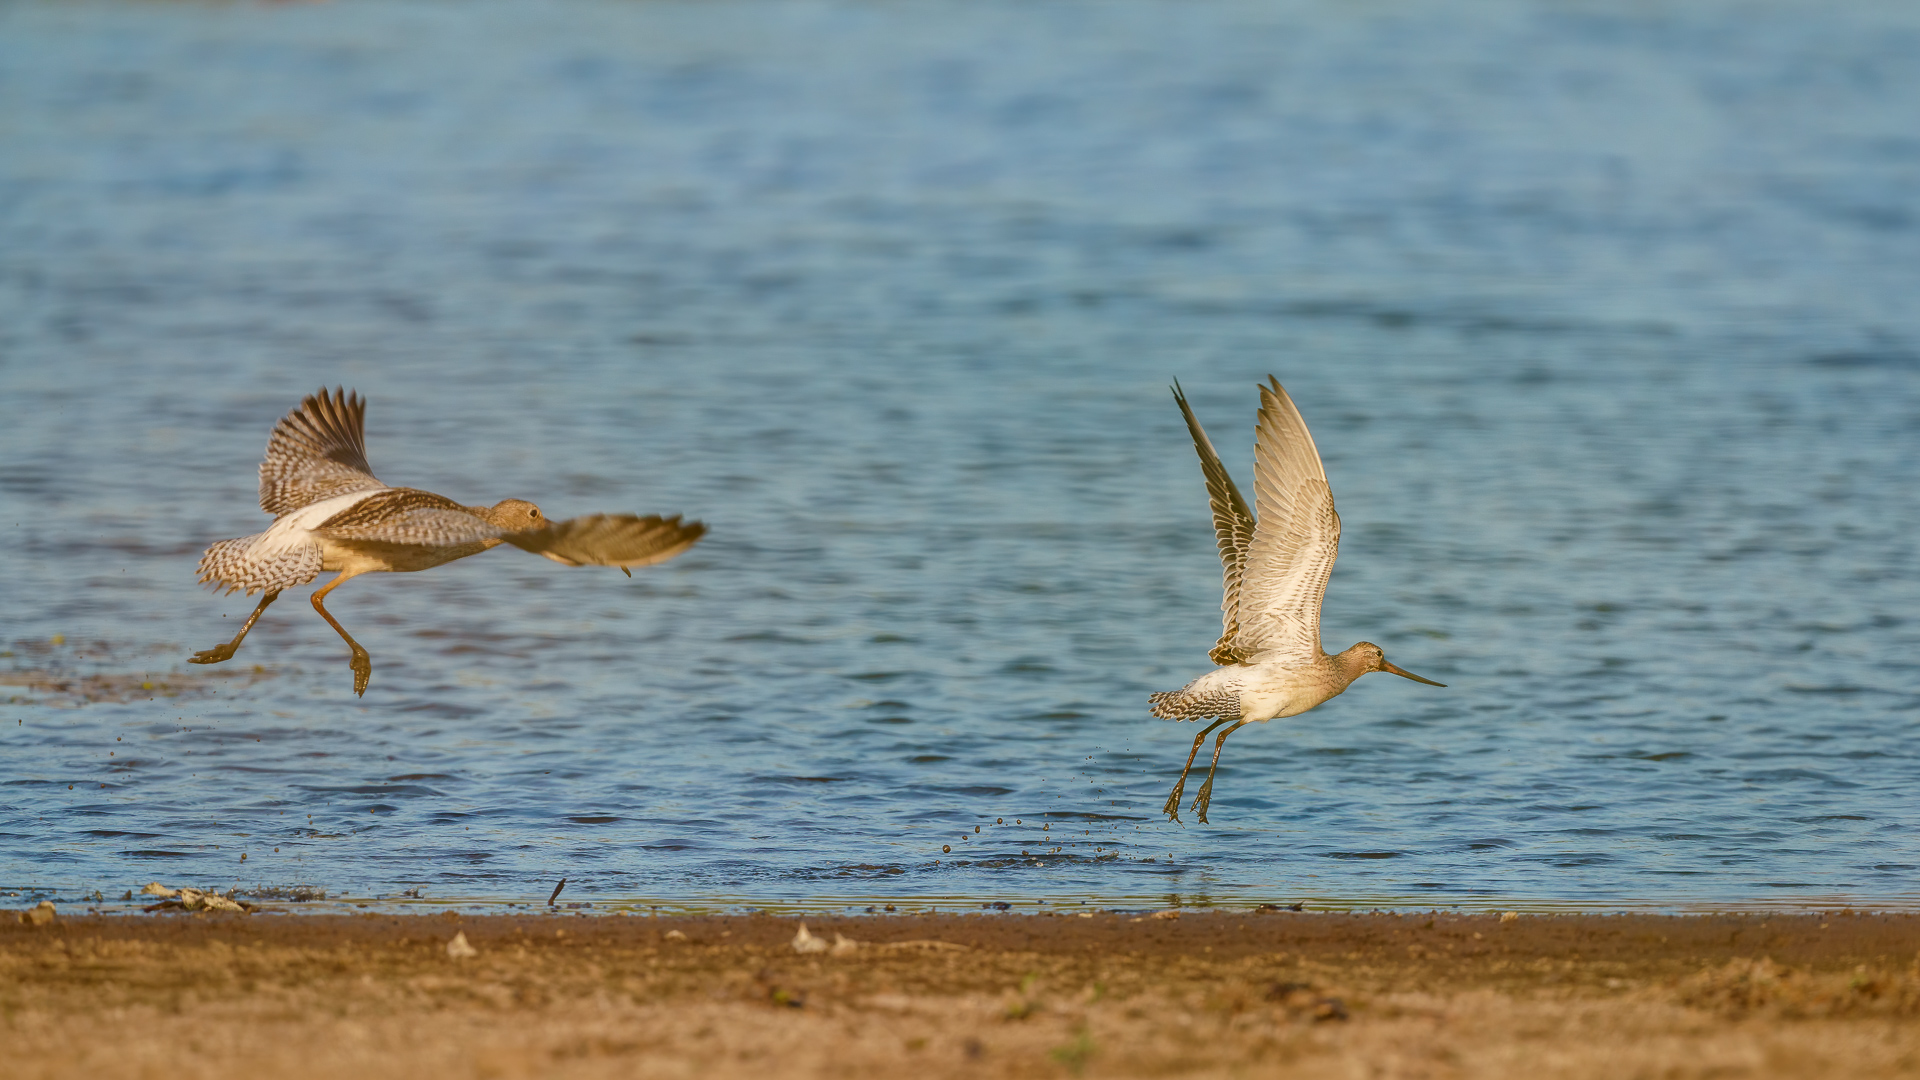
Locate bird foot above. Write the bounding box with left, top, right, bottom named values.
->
left=189, top=643, right=237, bottom=665
left=1162, top=782, right=1188, bottom=823
left=349, top=649, right=372, bottom=697
left=1191, top=782, right=1214, bottom=825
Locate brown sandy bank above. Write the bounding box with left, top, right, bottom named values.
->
left=5, top=909, right=1919, bottom=1079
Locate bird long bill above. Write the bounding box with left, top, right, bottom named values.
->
left=1382, top=660, right=1446, bottom=687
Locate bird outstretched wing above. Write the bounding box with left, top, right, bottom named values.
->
left=314, top=493, right=707, bottom=573
left=259, top=388, right=385, bottom=517
left=312, top=489, right=500, bottom=546
left=1171, top=380, right=1259, bottom=665
left=1231, top=376, right=1340, bottom=665
left=505, top=514, right=707, bottom=572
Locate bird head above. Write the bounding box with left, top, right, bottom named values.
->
left=1345, top=642, right=1446, bottom=687
left=483, top=499, right=545, bottom=531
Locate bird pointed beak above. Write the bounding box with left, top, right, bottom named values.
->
left=1381, top=660, right=1446, bottom=687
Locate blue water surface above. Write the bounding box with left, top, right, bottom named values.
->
left=1, top=0, right=1917, bottom=913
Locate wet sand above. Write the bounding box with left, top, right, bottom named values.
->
left=5, top=909, right=1918, bottom=1078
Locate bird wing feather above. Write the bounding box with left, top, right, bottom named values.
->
left=504, top=514, right=707, bottom=569
left=312, top=485, right=707, bottom=569
left=310, top=488, right=506, bottom=546
left=258, top=388, right=385, bottom=517
left=1233, top=376, right=1340, bottom=664
left=1170, top=381, right=1260, bottom=665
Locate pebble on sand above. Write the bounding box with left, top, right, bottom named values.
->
left=792, top=923, right=863, bottom=955
left=446, top=931, right=479, bottom=959
left=792, top=923, right=828, bottom=954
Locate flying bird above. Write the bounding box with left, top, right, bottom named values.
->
left=191, top=388, right=705, bottom=695
left=1150, top=377, right=1445, bottom=823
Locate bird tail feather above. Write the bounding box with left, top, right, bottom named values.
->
left=197, top=534, right=322, bottom=596
left=1148, top=688, right=1242, bottom=721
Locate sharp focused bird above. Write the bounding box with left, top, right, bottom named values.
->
left=1151, top=377, right=1445, bottom=823
left=191, top=388, right=706, bottom=695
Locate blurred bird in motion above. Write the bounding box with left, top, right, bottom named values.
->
left=191, top=388, right=705, bottom=696
left=1151, top=377, right=1445, bottom=823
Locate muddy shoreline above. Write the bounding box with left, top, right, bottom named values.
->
left=6, top=909, right=1919, bottom=1077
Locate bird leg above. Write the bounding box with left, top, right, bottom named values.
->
left=189, top=590, right=279, bottom=665
left=1163, top=717, right=1233, bottom=823
left=309, top=573, right=373, bottom=697
left=1191, top=719, right=1256, bottom=825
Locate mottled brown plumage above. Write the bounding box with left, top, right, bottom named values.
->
left=1153, top=377, right=1445, bottom=823
left=192, top=388, right=706, bottom=696
left=257, top=388, right=383, bottom=517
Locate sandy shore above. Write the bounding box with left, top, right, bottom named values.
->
left=5, top=908, right=1918, bottom=1078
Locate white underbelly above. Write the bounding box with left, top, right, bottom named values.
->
left=1239, top=667, right=1339, bottom=721
left=250, top=489, right=388, bottom=560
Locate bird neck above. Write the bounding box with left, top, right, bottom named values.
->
left=464, top=504, right=513, bottom=548
left=1329, top=645, right=1375, bottom=687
